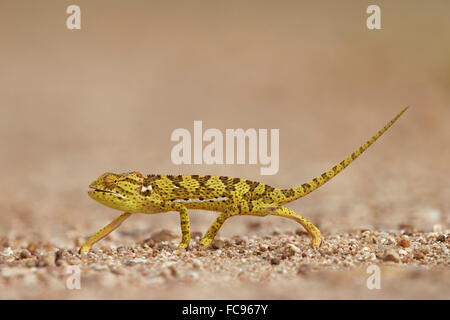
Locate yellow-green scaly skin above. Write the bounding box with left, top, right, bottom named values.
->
left=80, top=107, right=408, bottom=253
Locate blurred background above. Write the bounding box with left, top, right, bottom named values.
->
left=0, top=0, right=449, bottom=299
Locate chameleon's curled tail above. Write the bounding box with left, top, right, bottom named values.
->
left=280, top=106, right=408, bottom=204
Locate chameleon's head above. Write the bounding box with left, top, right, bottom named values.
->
left=88, top=172, right=146, bottom=213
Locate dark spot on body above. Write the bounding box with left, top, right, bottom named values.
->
left=281, top=189, right=295, bottom=198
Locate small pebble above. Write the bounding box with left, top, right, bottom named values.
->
left=397, top=239, right=410, bottom=248
left=27, top=243, right=37, bottom=253
left=19, top=249, right=32, bottom=259
left=382, top=250, right=401, bottom=263
left=2, top=247, right=13, bottom=257
left=211, top=239, right=225, bottom=250
left=192, top=259, right=202, bottom=269
left=414, top=251, right=425, bottom=260
left=270, top=258, right=281, bottom=265
left=117, top=247, right=127, bottom=254
left=55, top=250, right=64, bottom=266
left=36, top=254, right=55, bottom=267
left=283, top=243, right=301, bottom=257
left=25, top=259, right=37, bottom=268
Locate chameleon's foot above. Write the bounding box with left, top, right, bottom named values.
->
left=310, top=236, right=322, bottom=249
left=78, top=212, right=132, bottom=255
left=79, top=244, right=91, bottom=254
left=199, top=237, right=212, bottom=249
left=177, top=241, right=189, bottom=249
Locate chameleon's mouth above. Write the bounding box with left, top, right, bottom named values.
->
left=89, top=187, right=126, bottom=199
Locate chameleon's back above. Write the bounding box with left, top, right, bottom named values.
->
left=143, top=174, right=278, bottom=211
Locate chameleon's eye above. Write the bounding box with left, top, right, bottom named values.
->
left=104, top=175, right=120, bottom=189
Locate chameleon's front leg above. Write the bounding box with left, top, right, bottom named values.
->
left=79, top=212, right=132, bottom=253
left=162, top=202, right=191, bottom=249
left=141, top=198, right=191, bottom=249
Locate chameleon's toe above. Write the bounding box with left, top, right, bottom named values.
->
left=310, top=236, right=322, bottom=249
left=199, top=238, right=212, bottom=249
left=79, top=244, right=91, bottom=254
left=177, top=242, right=189, bottom=249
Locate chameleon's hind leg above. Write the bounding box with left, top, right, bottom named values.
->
left=79, top=212, right=132, bottom=253
left=269, top=206, right=321, bottom=248
left=199, top=203, right=321, bottom=249
left=199, top=201, right=273, bottom=248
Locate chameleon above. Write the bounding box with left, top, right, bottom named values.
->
left=80, top=107, right=408, bottom=253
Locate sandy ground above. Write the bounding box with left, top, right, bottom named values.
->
left=0, top=1, right=449, bottom=299
left=1, top=229, right=449, bottom=299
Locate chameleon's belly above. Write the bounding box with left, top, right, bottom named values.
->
left=174, top=198, right=230, bottom=212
